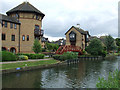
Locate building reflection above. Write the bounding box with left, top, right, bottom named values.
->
left=2, top=69, right=42, bottom=88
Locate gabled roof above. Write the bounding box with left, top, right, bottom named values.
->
left=0, top=13, right=20, bottom=24
left=6, top=2, right=45, bottom=18
left=65, top=26, right=90, bottom=36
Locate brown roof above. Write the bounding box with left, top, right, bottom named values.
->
left=6, top=2, right=45, bottom=18
left=65, top=26, right=90, bottom=36
left=0, top=13, right=20, bottom=24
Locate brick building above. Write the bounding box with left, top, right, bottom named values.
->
left=1, top=2, right=45, bottom=53
left=65, top=25, right=90, bottom=50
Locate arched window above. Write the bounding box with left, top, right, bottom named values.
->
left=10, top=47, right=16, bottom=53
left=2, top=47, right=7, bottom=51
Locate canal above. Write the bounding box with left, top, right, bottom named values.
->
left=2, top=56, right=119, bottom=88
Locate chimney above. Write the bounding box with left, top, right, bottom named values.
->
left=76, top=24, right=80, bottom=29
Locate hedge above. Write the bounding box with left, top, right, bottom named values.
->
left=16, top=53, right=45, bottom=59
left=2, top=51, right=17, bottom=61
left=53, top=52, right=78, bottom=61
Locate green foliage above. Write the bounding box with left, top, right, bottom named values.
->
left=18, top=55, right=28, bottom=60
left=30, top=54, right=44, bottom=59
left=2, top=51, right=17, bottom=61
left=16, top=53, right=45, bottom=59
left=45, top=42, right=59, bottom=52
left=32, top=39, right=42, bottom=54
left=82, top=50, right=87, bottom=54
left=53, top=52, right=78, bottom=61
left=117, top=46, right=120, bottom=53
left=96, top=69, right=120, bottom=89
left=115, top=38, right=120, bottom=46
left=86, top=38, right=105, bottom=56
left=104, top=35, right=116, bottom=52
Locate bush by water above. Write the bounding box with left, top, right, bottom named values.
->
left=53, top=52, right=78, bottom=61
left=1, top=51, right=17, bottom=61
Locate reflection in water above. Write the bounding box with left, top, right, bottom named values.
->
left=2, top=56, right=119, bottom=88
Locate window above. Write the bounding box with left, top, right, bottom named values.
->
left=70, top=34, right=75, bottom=38
left=35, top=25, right=39, bottom=29
left=14, top=24, right=17, bottom=29
left=2, top=34, right=6, bottom=40
left=22, top=35, right=25, bottom=41
left=27, top=35, right=29, bottom=41
left=36, top=15, right=39, bottom=20
left=11, top=35, right=15, bottom=41
left=4, top=21, right=7, bottom=27
left=16, top=14, right=19, bottom=18
left=10, top=23, right=13, bottom=28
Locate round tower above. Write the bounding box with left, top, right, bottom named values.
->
left=6, top=2, right=45, bottom=53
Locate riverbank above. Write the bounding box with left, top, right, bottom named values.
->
left=1, top=55, right=119, bottom=74
left=0, top=59, right=67, bottom=74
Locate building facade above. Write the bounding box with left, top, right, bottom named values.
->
left=1, top=2, right=45, bottom=53
left=65, top=26, right=90, bottom=50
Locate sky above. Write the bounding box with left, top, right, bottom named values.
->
left=0, top=0, right=119, bottom=41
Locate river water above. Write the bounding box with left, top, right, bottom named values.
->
left=2, top=56, right=120, bottom=88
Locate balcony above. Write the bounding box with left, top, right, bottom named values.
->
left=34, top=29, right=44, bottom=36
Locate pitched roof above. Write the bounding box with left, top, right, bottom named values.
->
left=6, top=2, right=45, bottom=18
left=0, top=14, right=20, bottom=24
left=41, top=37, right=48, bottom=42
left=65, top=26, right=90, bottom=36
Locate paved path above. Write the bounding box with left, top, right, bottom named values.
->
left=0, top=58, right=53, bottom=64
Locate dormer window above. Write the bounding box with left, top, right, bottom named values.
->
left=36, top=15, right=39, bottom=20
left=16, top=14, right=19, bottom=18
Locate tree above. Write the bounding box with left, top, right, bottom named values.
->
left=115, top=38, right=120, bottom=46
left=86, top=38, right=105, bottom=56
left=115, top=38, right=120, bottom=52
left=104, top=35, right=116, bottom=53
left=45, top=42, right=59, bottom=52
left=32, top=39, right=42, bottom=53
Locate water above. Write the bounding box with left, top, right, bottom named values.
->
left=2, top=56, right=119, bottom=88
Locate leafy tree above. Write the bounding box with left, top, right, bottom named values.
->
left=45, top=42, right=59, bottom=52
left=32, top=39, right=42, bottom=53
left=115, top=38, right=120, bottom=46
left=86, top=38, right=104, bottom=56
left=115, top=38, right=120, bottom=52
left=104, top=35, right=116, bottom=53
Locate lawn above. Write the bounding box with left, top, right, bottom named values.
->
left=1, top=59, right=59, bottom=70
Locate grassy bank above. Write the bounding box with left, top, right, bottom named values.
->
left=1, top=59, right=59, bottom=70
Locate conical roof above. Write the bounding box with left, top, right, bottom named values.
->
left=6, top=2, right=45, bottom=17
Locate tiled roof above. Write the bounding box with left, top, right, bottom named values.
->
left=65, top=26, right=90, bottom=36
left=6, top=2, right=45, bottom=18
left=0, top=14, right=20, bottom=24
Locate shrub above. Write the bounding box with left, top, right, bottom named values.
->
left=2, top=51, right=17, bottom=61
left=53, top=52, right=78, bottom=61
left=18, top=55, right=28, bottom=60
left=16, top=53, right=45, bottom=59
left=96, top=69, right=120, bottom=88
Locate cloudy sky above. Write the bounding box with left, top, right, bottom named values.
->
left=0, top=0, right=119, bottom=41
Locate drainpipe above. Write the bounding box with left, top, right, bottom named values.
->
left=18, top=13, right=21, bottom=53
left=18, top=24, right=21, bottom=53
